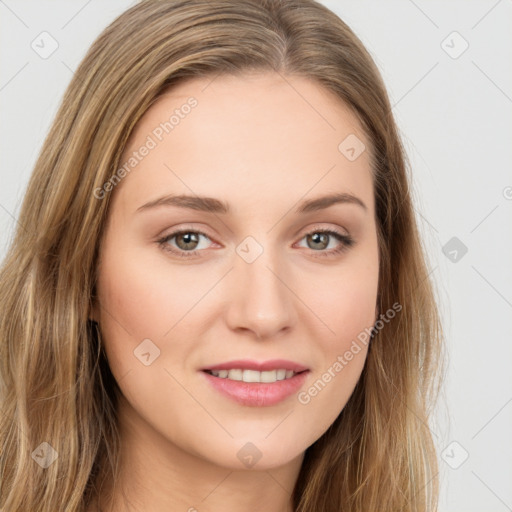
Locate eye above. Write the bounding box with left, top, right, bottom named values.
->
left=157, top=226, right=355, bottom=259
left=295, top=228, right=354, bottom=258
left=157, top=229, right=214, bottom=258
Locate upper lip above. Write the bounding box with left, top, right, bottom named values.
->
left=202, top=359, right=309, bottom=372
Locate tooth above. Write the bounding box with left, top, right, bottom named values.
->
left=242, top=369, right=261, bottom=383
left=276, top=369, right=286, bottom=381
left=227, top=369, right=243, bottom=381
left=210, top=368, right=297, bottom=381
left=260, top=370, right=277, bottom=383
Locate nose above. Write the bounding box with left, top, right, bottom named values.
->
left=225, top=245, right=297, bottom=340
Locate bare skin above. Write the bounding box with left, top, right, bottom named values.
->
left=90, top=71, right=379, bottom=512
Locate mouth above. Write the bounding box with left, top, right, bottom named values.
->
left=203, top=368, right=307, bottom=383
left=200, top=359, right=310, bottom=407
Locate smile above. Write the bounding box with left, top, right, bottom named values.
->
left=204, top=368, right=301, bottom=383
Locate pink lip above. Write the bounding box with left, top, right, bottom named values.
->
left=200, top=369, right=310, bottom=407
left=202, top=359, right=309, bottom=372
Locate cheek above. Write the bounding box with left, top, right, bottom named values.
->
left=296, top=252, right=378, bottom=419
left=296, top=285, right=373, bottom=435
left=95, top=239, right=225, bottom=401
left=94, top=240, right=179, bottom=388
left=97, top=244, right=204, bottom=342
left=321, top=276, right=377, bottom=342
left=94, top=243, right=207, bottom=434
left=307, top=250, right=379, bottom=346
left=314, top=280, right=374, bottom=388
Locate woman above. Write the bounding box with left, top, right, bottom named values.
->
left=0, top=1, right=444, bottom=510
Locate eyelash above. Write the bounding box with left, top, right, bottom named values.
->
left=157, top=227, right=354, bottom=259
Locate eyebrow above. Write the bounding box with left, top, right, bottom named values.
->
left=136, top=192, right=367, bottom=214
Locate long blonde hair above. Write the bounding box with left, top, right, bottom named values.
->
left=0, top=1, right=444, bottom=510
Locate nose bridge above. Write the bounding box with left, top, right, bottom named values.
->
left=226, top=235, right=296, bottom=337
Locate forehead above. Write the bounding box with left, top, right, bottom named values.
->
left=114, top=72, right=374, bottom=217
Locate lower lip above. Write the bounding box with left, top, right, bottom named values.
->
left=201, top=370, right=309, bottom=407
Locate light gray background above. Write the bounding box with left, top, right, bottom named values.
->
left=1, top=1, right=511, bottom=510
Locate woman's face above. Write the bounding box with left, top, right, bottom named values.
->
left=93, top=72, right=379, bottom=471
